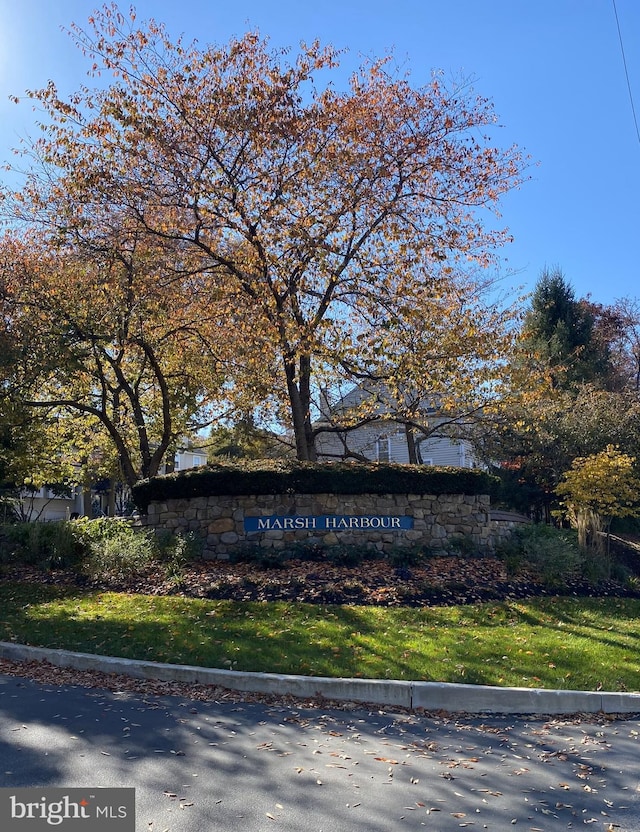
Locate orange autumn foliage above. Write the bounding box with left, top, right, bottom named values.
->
left=3, top=5, right=528, bottom=462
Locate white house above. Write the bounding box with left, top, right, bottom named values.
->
left=171, top=448, right=207, bottom=472
left=314, top=384, right=484, bottom=468
left=18, top=485, right=86, bottom=522
left=20, top=447, right=208, bottom=522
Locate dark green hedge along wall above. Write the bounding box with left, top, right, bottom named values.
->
left=132, top=460, right=499, bottom=513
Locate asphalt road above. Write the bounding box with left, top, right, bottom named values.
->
left=2, top=672, right=640, bottom=831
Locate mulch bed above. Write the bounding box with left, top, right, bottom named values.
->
left=2, top=556, right=638, bottom=607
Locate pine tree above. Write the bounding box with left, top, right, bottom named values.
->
left=523, top=268, right=610, bottom=388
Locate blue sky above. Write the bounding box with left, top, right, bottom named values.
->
left=1, top=0, right=638, bottom=306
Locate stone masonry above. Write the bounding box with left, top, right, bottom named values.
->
left=142, top=491, right=516, bottom=560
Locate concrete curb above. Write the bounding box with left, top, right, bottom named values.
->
left=2, top=641, right=639, bottom=715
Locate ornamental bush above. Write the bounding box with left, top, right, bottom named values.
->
left=495, top=523, right=583, bottom=587
left=556, top=445, right=640, bottom=550
left=131, top=460, right=499, bottom=512
left=0, top=520, right=83, bottom=569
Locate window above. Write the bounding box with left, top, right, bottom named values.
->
left=192, top=455, right=203, bottom=467
left=376, top=437, right=391, bottom=462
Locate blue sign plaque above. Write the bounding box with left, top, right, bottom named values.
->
left=244, top=515, right=413, bottom=532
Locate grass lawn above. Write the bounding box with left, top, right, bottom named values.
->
left=1, top=582, right=639, bottom=692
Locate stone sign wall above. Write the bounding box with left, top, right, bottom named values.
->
left=142, top=491, right=518, bottom=560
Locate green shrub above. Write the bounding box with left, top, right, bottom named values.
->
left=155, top=529, right=202, bottom=586
left=230, top=544, right=292, bottom=569
left=386, top=545, right=427, bottom=567
left=446, top=534, right=479, bottom=558
left=625, top=574, right=640, bottom=592
left=230, top=540, right=383, bottom=568
left=0, top=524, right=25, bottom=564
left=580, top=549, right=611, bottom=584
left=152, top=526, right=202, bottom=558
left=0, top=495, right=20, bottom=524
left=610, top=560, right=632, bottom=584
left=76, top=519, right=156, bottom=581
left=132, top=460, right=499, bottom=512
left=611, top=516, right=640, bottom=536
left=278, top=541, right=326, bottom=563
left=325, top=543, right=381, bottom=566
left=0, top=521, right=84, bottom=569
left=0, top=518, right=203, bottom=582
left=496, top=524, right=583, bottom=587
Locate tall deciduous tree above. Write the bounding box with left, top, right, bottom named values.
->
left=610, top=296, right=640, bottom=392
left=3, top=5, right=527, bottom=461
left=0, top=227, right=229, bottom=487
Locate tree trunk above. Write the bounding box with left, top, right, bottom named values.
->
left=405, top=424, right=419, bottom=464
left=83, top=485, right=93, bottom=519
left=107, top=481, right=116, bottom=517
left=284, top=352, right=317, bottom=461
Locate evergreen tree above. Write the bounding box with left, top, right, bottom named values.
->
left=523, top=268, right=611, bottom=388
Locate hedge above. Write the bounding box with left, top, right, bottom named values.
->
left=132, top=460, right=499, bottom=512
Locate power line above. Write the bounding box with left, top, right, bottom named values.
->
left=612, top=0, right=640, bottom=145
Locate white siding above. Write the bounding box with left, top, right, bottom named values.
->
left=172, top=449, right=206, bottom=472
left=416, top=437, right=462, bottom=467
left=314, top=383, right=484, bottom=469
left=19, top=486, right=85, bottom=522
left=316, top=420, right=481, bottom=468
